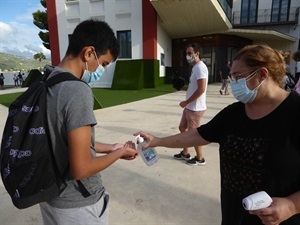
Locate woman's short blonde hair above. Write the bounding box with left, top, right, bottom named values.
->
left=234, top=44, right=285, bottom=86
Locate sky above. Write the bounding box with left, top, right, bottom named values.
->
left=0, top=0, right=51, bottom=59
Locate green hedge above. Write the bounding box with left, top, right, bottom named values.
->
left=111, top=59, right=162, bottom=90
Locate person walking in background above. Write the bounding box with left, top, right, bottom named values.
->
left=219, top=60, right=231, bottom=95
left=280, top=51, right=296, bottom=91
left=38, top=20, right=138, bottom=225
left=173, top=43, right=208, bottom=166
left=135, top=44, right=300, bottom=225
left=18, top=71, right=23, bottom=87
left=0, top=73, right=4, bottom=90
left=22, top=72, right=26, bottom=80
left=13, top=74, right=19, bottom=87
left=293, top=50, right=300, bottom=82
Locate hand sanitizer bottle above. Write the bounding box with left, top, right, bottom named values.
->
left=135, top=135, right=159, bottom=166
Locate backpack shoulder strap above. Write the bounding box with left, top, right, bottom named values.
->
left=45, top=72, right=84, bottom=87
left=44, top=71, right=91, bottom=197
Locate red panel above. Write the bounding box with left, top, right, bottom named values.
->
left=142, top=0, right=157, bottom=59
left=46, top=0, right=60, bottom=66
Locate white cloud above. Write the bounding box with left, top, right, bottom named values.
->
left=0, top=22, right=13, bottom=33
left=0, top=20, right=50, bottom=59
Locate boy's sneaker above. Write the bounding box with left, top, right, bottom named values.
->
left=186, top=156, right=206, bottom=166
left=173, top=151, right=191, bottom=160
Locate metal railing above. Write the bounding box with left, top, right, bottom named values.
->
left=233, top=7, right=299, bottom=25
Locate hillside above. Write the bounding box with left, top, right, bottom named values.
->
left=0, top=52, right=51, bottom=72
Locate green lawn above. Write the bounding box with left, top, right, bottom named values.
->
left=0, top=84, right=176, bottom=109
left=0, top=93, right=22, bottom=108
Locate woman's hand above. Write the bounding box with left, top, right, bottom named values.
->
left=133, top=131, right=157, bottom=149
left=249, top=197, right=296, bottom=225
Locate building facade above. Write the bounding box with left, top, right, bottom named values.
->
left=46, top=0, right=300, bottom=87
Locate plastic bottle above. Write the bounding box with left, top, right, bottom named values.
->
left=135, top=135, right=159, bottom=166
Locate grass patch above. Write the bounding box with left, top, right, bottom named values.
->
left=0, top=92, right=23, bottom=107
left=0, top=84, right=176, bottom=109
left=92, top=84, right=175, bottom=108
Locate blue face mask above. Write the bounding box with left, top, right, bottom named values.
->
left=81, top=53, right=105, bottom=83
left=230, top=70, right=264, bottom=104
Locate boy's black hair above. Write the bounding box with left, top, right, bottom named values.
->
left=66, top=20, right=119, bottom=61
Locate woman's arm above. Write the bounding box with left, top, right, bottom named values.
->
left=135, top=128, right=210, bottom=149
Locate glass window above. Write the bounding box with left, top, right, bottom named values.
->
left=117, top=30, right=132, bottom=59
left=241, top=0, right=249, bottom=23
left=161, top=53, right=165, bottom=66
left=271, top=0, right=290, bottom=22
left=241, top=0, right=258, bottom=24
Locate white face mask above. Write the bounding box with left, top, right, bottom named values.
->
left=230, top=69, right=264, bottom=104
left=186, top=55, right=195, bottom=64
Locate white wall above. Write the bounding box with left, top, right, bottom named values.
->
left=55, top=0, right=144, bottom=88
left=157, top=19, right=172, bottom=78
left=0, top=72, right=29, bottom=86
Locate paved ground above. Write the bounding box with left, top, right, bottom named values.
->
left=0, top=83, right=235, bottom=225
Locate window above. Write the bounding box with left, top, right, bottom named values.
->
left=241, top=0, right=258, bottom=24
left=271, top=0, right=290, bottom=22
left=65, top=0, right=79, bottom=3
left=117, top=30, right=132, bottom=58
left=161, top=53, right=165, bottom=66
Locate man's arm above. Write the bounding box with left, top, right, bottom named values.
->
left=93, top=142, right=124, bottom=154
left=180, top=78, right=206, bottom=108
left=67, top=125, right=137, bottom=180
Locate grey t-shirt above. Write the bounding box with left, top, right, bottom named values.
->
left=46, top=67, right=104, bottom=208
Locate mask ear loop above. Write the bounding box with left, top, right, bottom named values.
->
left=94, top=52, right=101, bottom=66
left=248, top=69, right=265, bottom=91
left=245, top=69, right=260, bottom=81
left=253, top=79, right=265, bottom=91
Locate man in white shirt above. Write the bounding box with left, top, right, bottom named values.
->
left=173, top=43, right=208, bottom=166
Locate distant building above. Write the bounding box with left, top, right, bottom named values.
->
left=46, top=0, right=300, bottom=87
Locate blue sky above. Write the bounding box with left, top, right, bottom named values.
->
left=0, top=0, right=50, bottom=58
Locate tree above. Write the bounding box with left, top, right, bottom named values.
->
left=34, top=52, right=46, bottom=70
left=32, top=0, right=50, bottom=50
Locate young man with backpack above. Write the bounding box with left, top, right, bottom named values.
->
left=28, top=20, right=137, bottom=224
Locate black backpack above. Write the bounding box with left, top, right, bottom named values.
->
left=0, top=71, right=90, bottom=209
left=284, top=73, right=297, bottom=91
left=171, top=69, right=186, bottom=91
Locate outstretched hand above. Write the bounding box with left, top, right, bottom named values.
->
left=133, top=131, right=156, bottom=149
